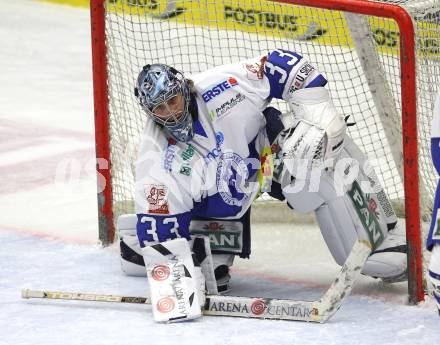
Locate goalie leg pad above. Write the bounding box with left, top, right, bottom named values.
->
left=142, top=238, right=204, bottom=323
left=117, top=214, right=147, bottom=277
left=342, top=137, right=407, bottom=281
left=282, top=137, right=407, bottom=280
left=191, top=235, right=218, bottom=295
left=212, top=253, right=235, bottom=294
left=428, top=245, right=440, bottom=316
left=315, top=200, right=407, bottom=280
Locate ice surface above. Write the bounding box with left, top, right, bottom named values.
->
left=0, top=1, right=439, bottom=344
left=2, top=228, right=440, bottom=345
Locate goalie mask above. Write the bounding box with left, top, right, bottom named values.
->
left=135, top=63, right=193, bottom=142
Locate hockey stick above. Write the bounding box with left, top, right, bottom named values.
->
left=22, top=240, right=371, bottom=323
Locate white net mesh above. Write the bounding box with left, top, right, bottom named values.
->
left=103, top=0, right=440, bottom=224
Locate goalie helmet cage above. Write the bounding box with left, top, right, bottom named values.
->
left=90, top=0, right=439, bottom=304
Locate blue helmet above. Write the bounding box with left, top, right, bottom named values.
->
left=134, top=64, right=193, bottom=142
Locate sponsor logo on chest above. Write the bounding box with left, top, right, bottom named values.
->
left=209, top=93, right=245, bottom=120
left=179, top=143, right=195, bottom=176
left=202, top=77, right=238, bottom=103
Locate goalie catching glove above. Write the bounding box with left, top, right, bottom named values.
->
left=281, top=87, right=347, bottom=174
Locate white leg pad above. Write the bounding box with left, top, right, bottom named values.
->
left=282, top=137, right=407, bottom=280
left=117, top=214, right=148, bottom=277
left=315, top=200, right=358, bottom=266
left=142, top=238, right=204, bottom=323
left=191, top=236, right=218, bottom=295
left=361, top=225, right=407, bottom=280
left=314, top=191, right=407, bottom=279
left=212, top=253, right=235, bottom=293
left=428, top=245, right=440, bottom=315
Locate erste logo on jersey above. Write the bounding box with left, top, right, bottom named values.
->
left=202, top=77, right=238, bottom=103
left=145, top=184, right=169, bottom=214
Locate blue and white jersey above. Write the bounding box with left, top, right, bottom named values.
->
left=428, top=90, right=440, bottom=250
left=135, top=49, right=327, bottom=246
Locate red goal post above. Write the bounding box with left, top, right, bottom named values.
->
left=90, top=0, right=113, bottom=248
left=90, top=0, right=424, bottom=304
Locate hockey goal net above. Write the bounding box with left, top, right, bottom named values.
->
left=91, top=0, right=440, bottom=303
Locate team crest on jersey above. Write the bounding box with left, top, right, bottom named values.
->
left=216, top=151, right=251, bottom=207
left=181, top=143, right=195, bottom=161
left=145, top=184, right=169, bottom=214
left=243, top=56, right=266, bottom=80
left=179, top=144, right=194, bottom=176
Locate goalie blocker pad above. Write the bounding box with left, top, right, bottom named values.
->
left=285, top=87, right=346, bottom=162
left=142, top=238, right=204, bottom=322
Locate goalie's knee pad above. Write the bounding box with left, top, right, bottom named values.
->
left=428, top=245, right=440, bottom=315
left=117, top=214, right=148, bottom=277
